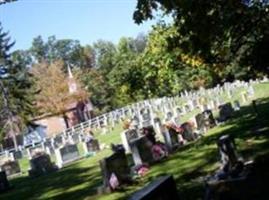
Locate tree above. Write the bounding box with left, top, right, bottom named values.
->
left=79, top=68, right=113, bottom=114
left=0, top=0, right=17, bottom=5
left=31, top=60, right=88, bottom=128
left=0, top=24, right=33, bottom=147
left=30, top=35, right=94, bottom=69
left=134, top=0, right=269, bottom=81
left=108, top=37, right=142, bottom=106
left=93, top=40, right=116, bottom=75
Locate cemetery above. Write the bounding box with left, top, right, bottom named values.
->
left=1, top=1, right=269, bottom=200
left=0, top=80, right=268, bottom=200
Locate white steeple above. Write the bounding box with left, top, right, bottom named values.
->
left=67, top=64, right=77, bottom=93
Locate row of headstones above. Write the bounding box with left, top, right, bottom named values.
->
left=41, top=79, right=255, bottom=148
left=0, top=138, right=101, bottom=192
left=47, top=79, right=254, bottom=142
left=99, top=99, right=238, bottom=193
left=128, top=127, right=255, bottom=200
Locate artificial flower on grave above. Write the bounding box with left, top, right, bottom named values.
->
left=109, top=172, right=119, bottom=190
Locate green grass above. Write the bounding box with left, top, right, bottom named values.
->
left=1, top=82, right=269, bottom=200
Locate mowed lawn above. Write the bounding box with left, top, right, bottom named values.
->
left=1, top=82, right=269, bottom=200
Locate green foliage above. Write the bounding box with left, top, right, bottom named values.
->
left=0, top=23, right=34, bottom=139
left=79, top=68, right=113, bottom=114
left=93, top=40, right=116, bottom=75
left=134, top=0, right=269, bottom=81
left=30, top=35, right=95, bottom=69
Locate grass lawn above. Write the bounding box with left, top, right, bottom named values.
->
left=1, top=82, right=269, bottom=200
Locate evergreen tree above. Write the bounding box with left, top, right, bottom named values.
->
left=0, top=23, right=33, bottom=148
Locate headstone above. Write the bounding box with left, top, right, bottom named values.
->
left=121, top=129, right=139, bottom=153
left=184, top=104, right=191, bottom=113
left=83, top=139, right=100, bottom=154
left=0, top=171, right=10, bottom=193
left=153, top=117, right=163, bottom=141
left=241, top=92, right=247, bottom=103
left=10, top=150, right=23, bottom=160
left=100, top=151, right=131, bottom=190
left=202, top=110, right=216, bottom=129
left=163, top=126, right=181, bottom=152
left=0, top=160, right=21, bottom=176
left=164, top=111, right=173, bottom=123
left=53, top=135, right=63, bottom=148
left=26, top=146, right=44, bottom=159
left=195, top=113, right=205, bottom=131
left=28, top=152, right=58, bottom=177
left=233, top=100, right=240, bottom=111
left=128, top=175, right=180, bottom=200
left=129, top=136, right=154, bottom=166
left=217, top=135, right=239, bottom=172
left=141, top=107, right=153, bottom=127
left=180, top=122, right=197, bottom=141
left=55, top=144, right=80, bottom=168
left=44, top=138, right=54, bottom=155
left=218, top=103, right=234, bottom=122
left=71, top=133, right=80, bottom=143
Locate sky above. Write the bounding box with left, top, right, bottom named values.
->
left=0, top=0, right=159, bottom=50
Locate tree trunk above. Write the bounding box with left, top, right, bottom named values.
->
left=0, top=80, right=18, bottom=150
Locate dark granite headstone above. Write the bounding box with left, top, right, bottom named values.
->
left=53, top=135, right=63, bottom=148
left=1, top=160, right=21, bottom=176
left=218, top=103, right=234, bottom=122
left=128, top=175, right=180, bottom=200
left=164, top=127, right=180, bottom=151
left=84, top=139, right=100, bottom=153
left=217, top=135, right=239, bottom=172
left=195, top=113, right=205, bottom=130
left=0, top=171, right=10, bottom=193
left=180, top=122, right=197, bottom=141
left=100, top=151, right=131, bottom=189
left=2, top=135, right=23, bottom=150
left=12, top=150, right=23, bottom=160
left=28, top=153, right=58, bottom=177
left=130, top=136, right=154, bottom=166
left=202, top=109, right=216, bottom=129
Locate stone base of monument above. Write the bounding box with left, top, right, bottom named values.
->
left=128, top=175, right=180, bottom=200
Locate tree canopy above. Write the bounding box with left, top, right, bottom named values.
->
left=133, top=0, right=269, bottom=81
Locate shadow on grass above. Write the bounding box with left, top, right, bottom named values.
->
left=0, top=162, right=102, bottom=200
